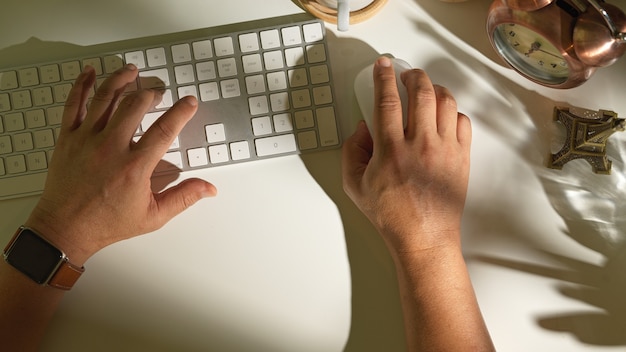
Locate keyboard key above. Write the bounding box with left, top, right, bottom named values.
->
left=171, top=43, right=192, bottom=63
left=249, top=96, right=269, bottom=115
left=285, top=47, right=305, bottom=67
left=40, top=64, right=61, bottom=84
left=18, top=68, right=39, bottom=87
left=0, top=71, right=18, bottom=90
left=260, top=29, right=281, bottom=49
left=0, top=158, right=4, bottom=175
left=103, top=55, right=125, bottom=74
left=146, top=47, right=167, bottom=67
left=270, top=92, right=289, bottom=112
left=303, top=23, right=324, bottom=43
left=82, top=58, right=103, bottom=75
left=0, top=93, right=10, bottom=112
left=313, top=86, right=333, bottom=105
left=196, top=61, right=217, bottom=81
left=178, top=85, right=198, bottom=100
left=187, top=147, right=208, bottom=167
left=273, top=113, right=293, bottom=133
left=267, top=71, right=287, bottom=91
left=174, top=64, right=195, bottom=84
left=139, top=68, right=170, bottom=88
left=239, top=33, right=259, bottom=53
left=252, top=116, right=272, bottom=136
left=27, top=151, right=48, bottom=171
left=281, top=26, right=302, bottom=46
left=208, top=144, right=229, bottom=163
left=53, top=84, right=72, bottom=103
left=155, top=90, right=173, bottom=109
left=0, top=172, right=46, bottom=197
left=0, top=136, right=12, bottom=154
left=155, top=151, right=183, bottom=172
left=263, top=51, right=284, bottom=70
left=61, top=61, right=81, bottom=81
left=291, top=89, right=311, bottom=109
left=255, top=134, right=297, bottom=157
left=33, top=129, right=55, bottom=149
left=4, top=112, right=25, bottom=131
left=192, top=40, right=213, bottom=60
left=25, top=110, right=46, bottom=129
left=125, top=51, right=146, bottom=69
left=205, top=123, right=226, bottom=143
left=310, top=64, right=330, bottom=84
left=230, top=141, right=251, bottom=160
left=306, top=44, right=327, bottom=63
left=242, top=54, right=263, bottom=74
left=46, top=106, right=64, bottom=125
left=13, top=132, right=34, bottom=152
left=32, top=87, right=54, bottom=106
left=6, top=155, right=27, bottom=174
left=288, top=68, right=308, bottom=87
left=295, top=110, right=314, bottom=129
left=217, top=58, right=237, bottom=78
left=11, top=90, right=32, bottom=109
left=199, top=82, right=219, bottom=101
left=316, top=106, right=339, bottom=146
left=220, top=79, right=241, bottom=98
left=245, top=75, right=266, bottom=95
left=213, top=37, right=234, bottom=57
left=297, top=130, right=318, bottom=150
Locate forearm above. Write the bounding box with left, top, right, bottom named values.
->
left=0, top=259, right=65, bottom=351
left=389, top=239, right=494, bottom=352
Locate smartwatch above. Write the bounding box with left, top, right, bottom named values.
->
left=3, top=226, right=84, bottom=290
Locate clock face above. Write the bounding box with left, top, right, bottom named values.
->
left=493, top=23, right=569, bottom=85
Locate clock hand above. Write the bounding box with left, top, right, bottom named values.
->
left=537, top=48, right=562, bottom=59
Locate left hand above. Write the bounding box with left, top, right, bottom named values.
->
left=25, top=64, right=217, bottom=265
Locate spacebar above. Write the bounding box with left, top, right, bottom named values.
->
left=0, top=172, right=47, bottom=200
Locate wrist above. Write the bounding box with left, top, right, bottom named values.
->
left=24, top=207, right=95, bottom=266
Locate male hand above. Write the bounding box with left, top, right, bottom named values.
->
left=342, top=56, right=472, bottom=253
left=25, top=65, right=217, bottom=264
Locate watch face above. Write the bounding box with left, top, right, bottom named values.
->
left=5, top=229, right=63, bottom=284
left=493, top=23, right=569, bottom=85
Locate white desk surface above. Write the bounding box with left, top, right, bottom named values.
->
left=1, top=0, right=626, bottom=351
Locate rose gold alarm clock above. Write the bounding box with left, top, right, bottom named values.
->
left=487, top=0, right=626, bottom=88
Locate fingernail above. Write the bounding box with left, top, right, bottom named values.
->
left=125, top=63, right=137, bottom=71
left=183, top=95, right=198, bottom=107
left=82, top=65, right=95, bottom=74
left=376, top=56, right=392, bottom=68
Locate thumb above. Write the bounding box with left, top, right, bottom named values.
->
left=154, top=178, right=217, bottom=222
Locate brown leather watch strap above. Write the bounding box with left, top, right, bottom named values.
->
left=49, top=260, right=85, bottom=290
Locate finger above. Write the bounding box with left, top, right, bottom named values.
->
left=457, top=112, right=472, bottom=148
left=61, top=66, right=96, bottom=132
left=402, top=69, right=437, bottom=139
left=341, top=121, right=373, bottom=199
left=106, top=89, right=163, bottom=144
left=372, top=56, right=405, bottom=144
left=153, top=178, right=217, bottom=225
left=433, top=85, right=459, bottom=138
left=85, top=64, right=138, bottom=130
left=136, top=95, right=198, bottom=165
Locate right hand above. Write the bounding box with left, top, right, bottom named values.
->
left=341, top=57, right=472, bottom=253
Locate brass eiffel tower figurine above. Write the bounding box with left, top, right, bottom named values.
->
left=548, top=107, right=625, bottom=174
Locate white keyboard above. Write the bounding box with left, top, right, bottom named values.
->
left=0, top=14, right=341, bottom=200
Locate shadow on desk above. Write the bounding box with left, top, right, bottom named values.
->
left=405, top=12, right=626, bottom=348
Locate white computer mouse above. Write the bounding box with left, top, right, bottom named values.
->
left=354, top=57, right=411, bottom=131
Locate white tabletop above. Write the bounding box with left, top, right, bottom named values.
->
left=1, top=1, right=625, bottom=351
